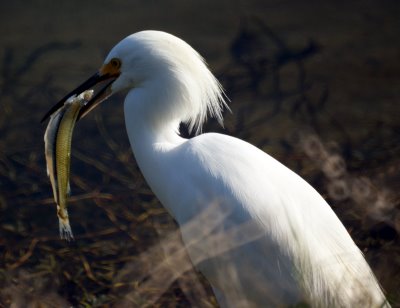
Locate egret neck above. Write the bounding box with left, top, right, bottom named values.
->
left=123, top=81, right=191, bottom=221
left=123, top=81, right=185, bottom=151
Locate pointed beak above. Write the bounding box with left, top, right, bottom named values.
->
left=41, top=62, right=121, bottom=123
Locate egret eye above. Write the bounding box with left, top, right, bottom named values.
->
left=110, top=58, right=121, bottom=69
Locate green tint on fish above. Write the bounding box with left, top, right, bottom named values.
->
left=44, top=90, right=93, bottom=240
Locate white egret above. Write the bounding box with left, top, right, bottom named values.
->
left=43, top=31, right=389, bottom=307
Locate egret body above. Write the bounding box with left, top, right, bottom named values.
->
left=45, top=31, right=389, bottom=307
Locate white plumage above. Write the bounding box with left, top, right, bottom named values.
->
left=86, top=31, right=390, bottom=307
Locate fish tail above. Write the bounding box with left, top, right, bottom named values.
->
left=57, top=205, right=74, bottom=241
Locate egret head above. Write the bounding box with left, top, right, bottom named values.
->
left=42, top=30, right=228, bottom=133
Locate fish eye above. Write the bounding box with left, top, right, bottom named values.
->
left=110, top=58, right=121, bottom=69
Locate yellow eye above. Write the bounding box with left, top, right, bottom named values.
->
left=110, top=58, right=121, bottom=69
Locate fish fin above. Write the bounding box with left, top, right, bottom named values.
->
left=54, top=178, right=59, bottom=205
left=57, top=205, right=74, bottom=241
left=58, top=217, right=74, bottom=241
left=67, top=182, right=71, bottom=197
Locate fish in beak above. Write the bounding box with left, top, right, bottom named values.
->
left=44, top=90, right=94, bottom=240
left=41, top=59, right=121, bottom=123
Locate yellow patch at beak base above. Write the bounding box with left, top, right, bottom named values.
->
left=100, top=60, right=121, bottom=77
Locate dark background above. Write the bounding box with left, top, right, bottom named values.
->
left=0, top=1, right=399, bottom=306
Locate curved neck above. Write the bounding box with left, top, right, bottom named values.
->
left=123, top=87, right=185, bottom=157
left=123, top=86, right=187, bottom=216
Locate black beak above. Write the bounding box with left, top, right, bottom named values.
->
left=41, top=71, right=118, bottom=123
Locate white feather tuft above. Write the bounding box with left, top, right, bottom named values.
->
left=108, top=31, right=230, bottom=135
